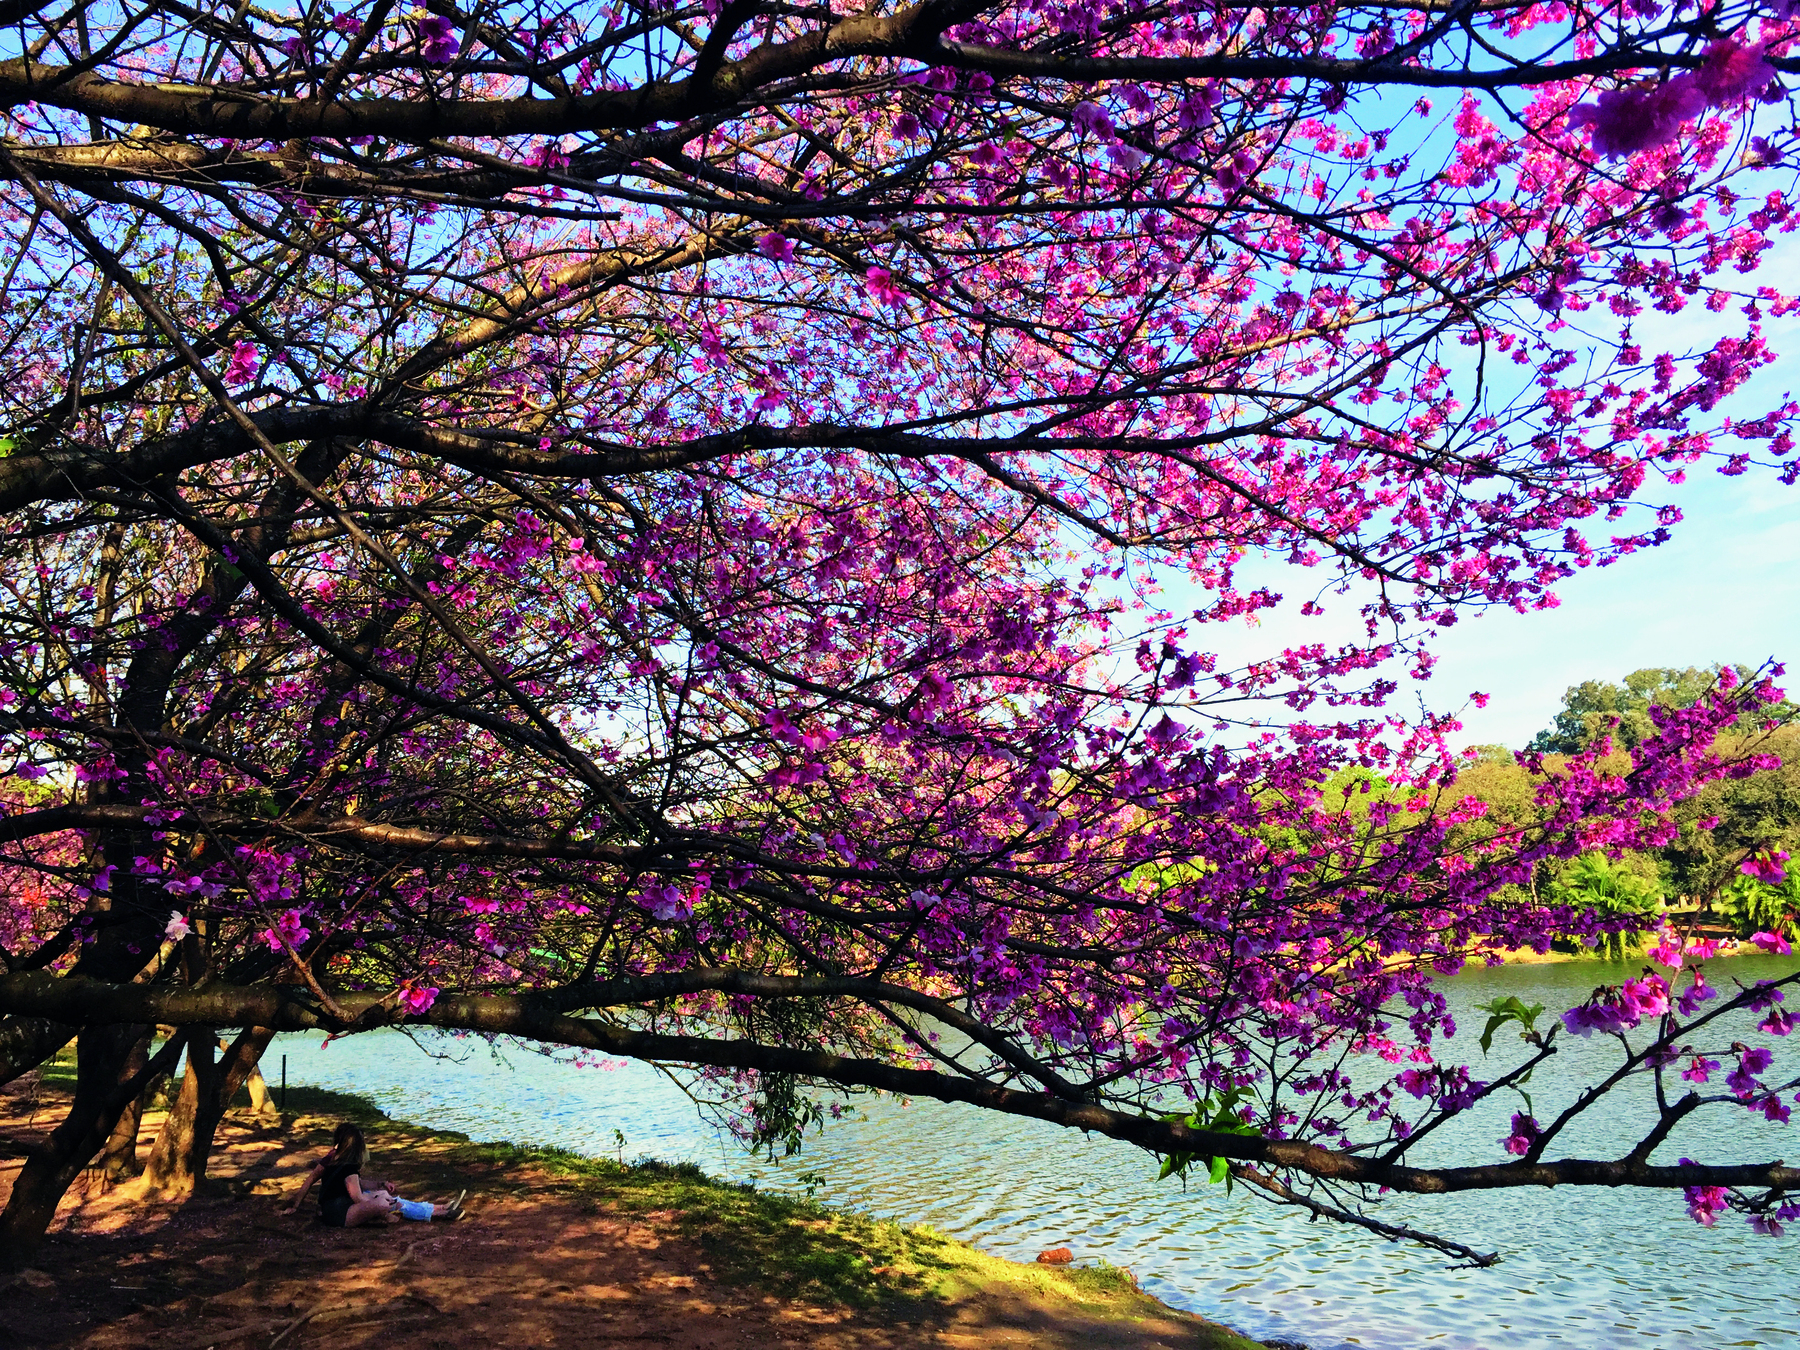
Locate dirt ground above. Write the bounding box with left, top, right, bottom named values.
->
left=0, top=1079, right=1265, bottom=1350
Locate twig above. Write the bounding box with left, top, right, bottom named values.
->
left=1231, top=1164, right=1500, bottom=1269
left=268, top=1243, right=418, bottom=1348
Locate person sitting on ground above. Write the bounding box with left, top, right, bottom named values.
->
left=282, top=1121, right=464, bottom=1227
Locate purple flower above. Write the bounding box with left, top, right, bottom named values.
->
left=1760, top=1009, right=1795, bottom=1037
left=1752, top=1094, right=1791, bottom=1125
left=637, top=881, right=694, bottom=922
left=1740, top=849, right=1789, bottom=886
left=418, top=15, right=459, bottom=65
left=1750, top=136, right=1786, bottom=167
left=1692, top=40, right=1776, bottom=108
left=1726, top=1046, right=1773, bottom=1098
left=1567, top=76, right=1706, bottom=159
left=757, top=232, right=796, bottom=263
left=1178, top=84, right=1218, bottom=130
left=1676, top=972, right=1718, bottom=1017
left=397, top=982, right=439, bottom=1015
left=1071, top=100, right=1117, bottom=141
left=1749, top=930, right=1793, bottom=956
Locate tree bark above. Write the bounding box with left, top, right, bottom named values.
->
left=0, top=1024, right=178, bottom=1267
left=99, top=1030, right=152, bottom=1181
left=139, top=1026, right=276, bottom=1194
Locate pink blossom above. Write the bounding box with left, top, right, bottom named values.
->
left=1499, top=1111, right=1539, bottom=1156
left=1682, top=1163, right=1729, bottom=1226
left=864, top=267, right=906, bottom=308
left=757, top=232, right=795, bottom=263
left=164, top=911, right=191, bottom=942
left=1620, top=973, right=1669, bottom=1020
left=1681, top=1054, right=1719, bottom=1084
left=260, top=909, right=311, bottom=951
left=223, top=342, right=260, bottom=385
left=1395, top=1067, right=1433, bottom=1098
left=527, top=141, right=571, bottom=172
left=397, top=982, right=439, bottom=1015
left=1649, top=925, right=1685, bottom=968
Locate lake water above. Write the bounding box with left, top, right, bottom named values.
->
left=270, top=955, right=1800, bottom=1349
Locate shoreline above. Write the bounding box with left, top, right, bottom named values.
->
left=0, top=1078, right=1274, bottom=1350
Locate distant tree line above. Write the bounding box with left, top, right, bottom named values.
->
left=1454, top=666, right=1800, bottom=949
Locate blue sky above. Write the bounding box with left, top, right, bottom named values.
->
left=1145, top=464, right=1800, bottom=753
left=1420, top=467, right=1800, bottom=748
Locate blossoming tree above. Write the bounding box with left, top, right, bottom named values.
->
left=0, top=0, right=1797, bottom=1267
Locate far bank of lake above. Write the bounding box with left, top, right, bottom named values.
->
left=272, top=954, right=1800, bottom=1350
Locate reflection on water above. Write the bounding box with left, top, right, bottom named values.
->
left=272, top=955, right=1800, bottom=1349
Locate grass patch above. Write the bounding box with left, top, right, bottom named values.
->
left=274, top=1083, right=389, bottom=1121
left=461, top=1143, right=963, bottom=1306
left=447, top=1141, right=1264, bottom=1347
left=28, top=1044, right=84, bottom=1089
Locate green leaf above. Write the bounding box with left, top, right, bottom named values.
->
left=1207, top=1154, right=1229, bottom=1185
left=1474, top=996, right=1546, bottom=1054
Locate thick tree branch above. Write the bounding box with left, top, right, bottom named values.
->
left=3, top=972, right=1795, bottom=1199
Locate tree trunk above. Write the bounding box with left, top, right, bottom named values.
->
left=100, top=1031, right=152, bottom=1182
left=243, top=1056, right=278, bottom=1120
left=0, top=1025, right=176, bottom=1268
left=139, top=1026, right=276, bottom=1195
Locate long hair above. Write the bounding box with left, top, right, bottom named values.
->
left=330, top=1121, right=369, bottom=1171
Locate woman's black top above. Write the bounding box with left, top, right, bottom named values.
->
left=319, top=1162, right=359, bottom=1227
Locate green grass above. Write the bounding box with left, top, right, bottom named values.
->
left=38, top=1046, right=78, bottom=1088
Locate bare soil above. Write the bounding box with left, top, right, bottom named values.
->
left=0, top=1078, right=1264, bottom=1350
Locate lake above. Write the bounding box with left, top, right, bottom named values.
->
left=270, top=954, right=1800, bottom=1349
